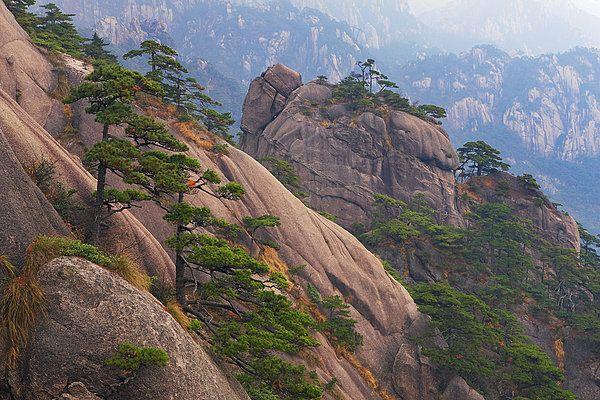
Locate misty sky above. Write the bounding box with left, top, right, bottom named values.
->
left=408, top=0, right=600, bottom=16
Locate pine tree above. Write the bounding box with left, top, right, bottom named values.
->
left=33, top=3, right=84, bottom=56
left=457, top=141, right=511, bottom=178
left=125, top=40, right=234, bottom=136
left=64, top=64, right=165, bottom=242
left=82, top=32, right=117, bottom=65
left=3, top=0, right=38, bottom=33
left=123, top=39, right=185, bottom=83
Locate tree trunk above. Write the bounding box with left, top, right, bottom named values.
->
left=175, top=192, right=186, bottom=303
left=90, top=123, right=110, bottom=244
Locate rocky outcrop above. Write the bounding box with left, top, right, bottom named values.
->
left=240, top=64, right=302, bottom=135
left=10, top=256, right=249, bottom=400
left=465, top=172, right=581, bottom=251
left=441, top=376, right=485, bottom=400
left=241, top=65, right=462, bottom=229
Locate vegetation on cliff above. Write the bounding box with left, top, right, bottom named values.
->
left=332, top=59, right=446, bottom=123
left=359, top=143, right=597, bottom=399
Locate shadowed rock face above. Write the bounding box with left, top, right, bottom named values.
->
left=0, top=130, right=70, bottom=266
left=11, top=257, right=249, bottom=400
left=241, top=65, right=463, bottom=229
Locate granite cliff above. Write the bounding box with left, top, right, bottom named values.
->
left=240, top=65, right=463, bottom=228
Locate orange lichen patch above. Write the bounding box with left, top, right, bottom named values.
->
left=337, top=347, right=394, bottom=400
left=173, top=121, right=214, bottom=150
left=554, top=338, right=565, bottom=371
left=320, top=119, right=333, bottom=128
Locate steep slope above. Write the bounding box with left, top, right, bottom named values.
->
left=0, top=130, right=70, bottom=266
left=239, top=65, right=598, bottom=399
left=0, top=3, right=483, bottom=399
left=0, top=1, right=173, bottom=280
left=240, top=65, right=463, bottom=228
left=47, top=0, right=364, bottom=83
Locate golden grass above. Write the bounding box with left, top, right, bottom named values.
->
left=174, top=121, right=214, bottom=150
left=259, top=247, right=292, bottom=282
left=25, top=236, right=150, bottom=291
left=0, top=255, right=46, bottom=367
left=166, top=299, right=191, bottom=329
left=337, top=347, right=395, bottom=400
left=0, top=236, right=153, bottom=367
left=106, top=254, right=151, bottom=291
left=554, top=338, right=565, bottom=371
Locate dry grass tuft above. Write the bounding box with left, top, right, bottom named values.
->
left=107, top=254, right=151, bottom=291
left=337, top=347, right=395, bottom=400
left=0, top=255, right=46, bottom=367
left=166, top=299, right=191, bottom=329
left=259, top=247, right=292, bottom=282
left=25, top=236, right=150, bottom=291
left=174, top=121, right=214, bottom=150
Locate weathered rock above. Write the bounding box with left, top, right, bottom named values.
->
left=59, top=382, right=102, bottom=400
left=240, top=63, right=302, bottom=135
left=441, top=376, right=485, bottom=400
left=241, top=75, right=463, bottom=229
left=262, top=63, right=302, bottom=97
left=13, top=257, right=249, bottom=400
left=0, top=129, right=70, bottom=266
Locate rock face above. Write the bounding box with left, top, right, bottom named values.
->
left=441, top=376, right=485, bottom=400
left=241, top=65, right=462, bottom=229
left=240, top=64, right=302, bottom=135
left=0, top=1, right=174, bottom=281
left=0, top=130, right=70, bottom=266
left=11, top=256, right=249, bottom=400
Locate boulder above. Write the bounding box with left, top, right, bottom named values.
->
left=12, top=257, right=249, bottom=400
left=240, top=63, right=302, bottom=135
left=441, top=376, right=485, bottom=400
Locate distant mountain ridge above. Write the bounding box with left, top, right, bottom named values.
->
left=395, top=45, right=600, bottom=230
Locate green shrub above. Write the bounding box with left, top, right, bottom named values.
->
left=106, top=342, right=169, bottom=372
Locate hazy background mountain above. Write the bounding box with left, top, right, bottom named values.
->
left=44, top=0, right=600, bottom=231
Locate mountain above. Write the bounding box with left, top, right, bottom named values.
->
left=287, top=0, right=420, bottom=48
left=418, top=0, right=600, bottom=54
left=394, top=45, right=600, bottom=231
left=0, top=3, right=477, bottom=399
left=239, top=67, right=598, bottom=399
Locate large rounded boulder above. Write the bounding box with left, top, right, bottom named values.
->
left=10, top=257, right=249, bottom=400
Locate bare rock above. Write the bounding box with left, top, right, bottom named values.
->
left=59, top=382, right=102, bottom=400
left=262, top=63, right=302, bottom=97
left=14, top=257, right=249, bottom=400
left=240, top=63, right=302, bottom=134
left=0, top=129, right=69, bottom=266
left=441, top=376, right=485, bottom=400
